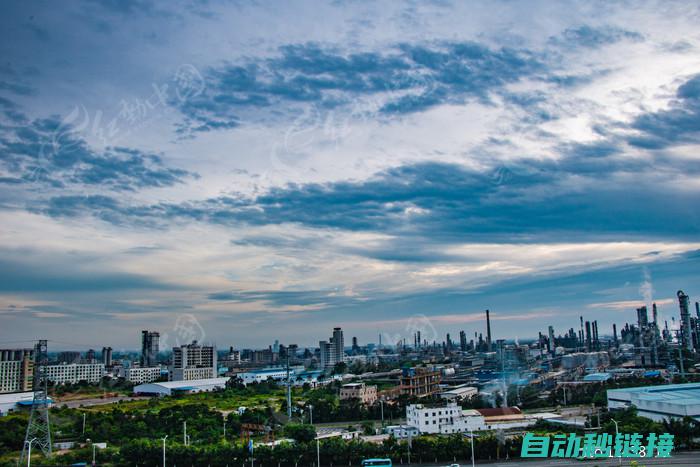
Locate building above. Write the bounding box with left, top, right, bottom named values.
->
left=0, top=392, right=48, bottom=416
left=340, top=382, right=378, bottom=405
left=101, top=347, right=113, bottom=367
left=133, top=377, right=229, bottom=396
left=439, top=384, right=478, bottom=402
left=238, top=367, right=292, bottom=384
left=385, top=425, right=419, bottom=439
left=401, top=367, right=441, bottom=398
left=607, top=382, right=700, bottom=422
left=45, top=363, right=105, bottom=384
left=319, top=327, right=345, bottom=369
left=141, top=330, right=160, bottom=367
left=170, top=341, right=217, bottom=381
left=406, top=402, right=485, bottom=434
left=0, top=348, right=34, bottom=394
left=121, top=366, right=162, bottom=384
left=56, top=351, right=80, bottom=364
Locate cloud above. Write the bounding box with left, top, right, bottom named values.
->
left=38, top=156, right=700, bottom=241
left=549, top=25, right=643, bottom=49
left=175, top=40, right=549, bottom=132
left=628, top=73, right=700, bottom=149
left=0, top=248, right=177, bottom=293
left=0, top=104, right=196, bottom=190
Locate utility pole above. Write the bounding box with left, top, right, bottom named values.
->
left=309, top=404, right=313, bottom=425
left=286, top=354, right=292, bottom=419
left=183, top=421, right=187, bottom=446
left=82, top=413, right=86, bottom=436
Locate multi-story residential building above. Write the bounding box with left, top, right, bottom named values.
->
left=170, top=341, right=216, bottom=381
left=101, top=347, right=113, bottom=367
left=400, top=367, right=441, bottom=397
left=319, top=341, right=333, bottom=369
left=45, top=363, right=105, bottom=384
left=0, top=349, right=34, bottom=394
left=121, top=366, right=162, bottom=384
left=406, top=402, right=485, bottom=434
left=319, top=327, right=345, bottom=369
left=56, top=351, right=81, bottom=364
left=340, top=382, right=378, bottom=405
left=141, top=330, right=160, bottom=367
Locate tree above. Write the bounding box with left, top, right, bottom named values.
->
left=283, top=423, right=317, bottom=443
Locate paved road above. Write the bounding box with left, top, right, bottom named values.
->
left=405, top=451, right=700, bottom=466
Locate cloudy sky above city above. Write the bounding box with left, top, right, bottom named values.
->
left=1, top=0, right=699, bottom=349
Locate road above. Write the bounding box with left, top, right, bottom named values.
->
left=57, top=395, right=148, bottom=408
left=405, top=451, right=700, bottom=467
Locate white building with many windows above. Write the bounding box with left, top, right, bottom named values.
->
left=406, top=402, right=485, bottom=434
left=120, top=366, right=162, bottom=384
left=45, top=363, right=104, bottom=384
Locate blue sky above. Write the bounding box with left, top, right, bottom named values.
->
left=1, top=0, right=699, bottom=350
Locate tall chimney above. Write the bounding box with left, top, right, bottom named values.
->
left=486, top=309, right=492, bottom=352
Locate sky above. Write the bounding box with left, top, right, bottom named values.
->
left=1, top=0, right=700, bottom=351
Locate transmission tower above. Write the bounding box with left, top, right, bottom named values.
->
left=20, top=339, right=52, bottom=463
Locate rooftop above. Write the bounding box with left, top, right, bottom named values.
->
left=135, top=377, right=229, bottom=389
left=608, top=382, right=700, bottom=407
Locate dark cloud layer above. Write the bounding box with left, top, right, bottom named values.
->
left=176, top=41, right=548, bottom=132
left=0, top=101, right=195, bottom=190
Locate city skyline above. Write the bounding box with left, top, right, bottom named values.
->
left=1, top=1, right=700, bottom=348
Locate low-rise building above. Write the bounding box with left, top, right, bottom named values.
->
left=440, top=384, right=478, bottom=402
left=133, top=377, right=229, bottom=396
left=401, top=367, right=441, bottom=398
left=607, top=382, right=700, bottom=422
left=406, top=402, right=485, bottom=434
left=385, top=424, right=419, bottom=439
left=340, top=382, right=378, bottom=405
left=238, top=367, right=294, bottom=384
left=45, top=363, right=104, bottom=384
left=120, top=366, right=162, bottom=384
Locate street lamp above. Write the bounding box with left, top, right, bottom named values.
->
left=468, top=427, right=475, bottom=467
left=161, top=435, right=168, bottom=467
left=611, top=419, right=621, bottom=466
left=316, top=438, right=320, bottom=467
left=25, top=437, right=37, bottom=467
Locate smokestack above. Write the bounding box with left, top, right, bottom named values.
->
left=592, top=321, right=599, bottom=350
left=585, top=321, right=592, bottom=352
left=486, top=309, right=492, bottom=352
left=652, top=303, right=658, bottom=325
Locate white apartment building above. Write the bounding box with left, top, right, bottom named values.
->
left=406, top=402, right=485, bottom=434
left=45, top=363, right=105, bottom=384
left=121, top=367, right=162, bottom=384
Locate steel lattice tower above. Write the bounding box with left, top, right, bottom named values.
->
left=20, top=340, right=52, bottom=463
